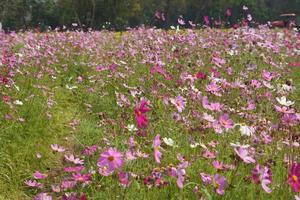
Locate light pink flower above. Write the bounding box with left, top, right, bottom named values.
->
left=219, top=114, right=234, bottom=129
left=252, top=164, right=272, bottom=193
left=25, top=180, right=43, bottom=188
left=98, top=148, right=123, bottom=175
left=50, top=144, right=65, bottom=152
left=170, top=96, right=186, bottom=113
left=234, top=147, right=255, bottom=164
left=153, top=134, right=162, bottom=164
left=64, top=154, right=84, bottom=165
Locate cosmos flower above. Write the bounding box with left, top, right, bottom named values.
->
left=219, top=114, right=234, bottom=129
left=72, top=173, right=91, bottom=183
left=162, top=137, right=175, bottom=147
left=50, top=144, right=65, bottom=153
left=134, top=100, right=150, bottom=128
left=98, top=148, right=123, bottom=175
left=153, top=134, right=162, bottom=164
left=118, top=172, right=131, bottom=187
left=170, top=95, right=186, bottom=113
left=288, top=163, right=300, bottom=192
left=33, top=171, right=48, bottom=179
left=34, top=193, right=52, bottom=200
left=252, top=164, right=272, bottom=193
left=276, top=96, right=294, bottom=107
left=64, top=166, right=85, bottom=173
left=64, top=154, right=84, bottom=165
left=214, top=174, right=228, bottom=195
left=25, top=180, right=43, bottom=188
left=234, top=147, right=255, bottom=164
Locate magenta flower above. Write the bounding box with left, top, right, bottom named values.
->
left=98, top=148, right=123, bottom=176
left=33, top=171, right=48, bottom=179
left=134, top=100, right=150, bottom=128
left=252, top=164, right=272, bottom=193
left=204, top=16, right=210, bottom=26
left=234, top=147, right=256, bottom=164
left=170, top=95, right=186, bottom=113
left=219, top=114, right=234, bottom=129
left=72, top=173, right=91, bottom=183
left=214, top=174, right=228, bottom=195
left=288, top=163, right=300, bottom=192
left=153, top=134, right=162, bottom=164
left=118, top=172, right=131, bottom=187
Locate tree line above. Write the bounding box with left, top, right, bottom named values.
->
left=0, top=0, right=299, bottom=31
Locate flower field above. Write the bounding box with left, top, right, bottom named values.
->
left=1, top=27, right=300, bottom=199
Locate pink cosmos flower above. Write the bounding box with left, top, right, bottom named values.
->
left=200, top=173, right=213, bottom=184
left=134, top=100, right=150, bottom=128
left=50, top=144, right=65, bottom=152
left=206, top=81, right=221, bottom=96
left=226, top=9, right=232, bottom=17
left=118, top=172, right=131, bottom=187
left=72, top=173, right=91, bottom=183
left=64, top=166, right=85, bottom=173
left=212, top=160, right=224, bottom=170
left=150, top=65, right=172, bottom=80
left=288, top=163, right=300, bottom=192
left=153, top=134, right=162, bottom=164
left=170, top=95, right=186, bottom=113
left=34, top=193, right=52, bottom=200
left=252, top=164, right=272, bottom=193
left=234, top=147, right=255, bottom=164
left=214, top=174, right=228, bottom=195
left=64, top=154, right=84, bottom=165
left=282, top=113, right=298, bottom=126
left=202, top=149, right=217, bottom=159
left=81, top=145, right=98, bottom=155
left=25, top=179, right=43, bottom=188
left=202, top=96, right=223, bottom=111
left=251, top=79, right=262, bottom=88
left=178, top=17, right=185, bottom=25
left=219, top=114, right=234, bottom=129
left=204, top=16, right=210, bottom=26
left=98, top=148, right=123, bottom=175
left=61, top=180, right=77, bottom=189
left=262, top=70, right=274, bottom=81
left=195, top=71, right=207, bottom=79
left=275, top=105, right=295, bottom=114
left=33, top=171, right=48, bottom=179
left=51, top=184, right=61, bottom=193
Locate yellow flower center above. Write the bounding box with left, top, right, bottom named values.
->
left=292, top=175, right=298, bottom=182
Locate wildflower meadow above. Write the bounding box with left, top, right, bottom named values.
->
left=1, top=24, right=300, bottom=199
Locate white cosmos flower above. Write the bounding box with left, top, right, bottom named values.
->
left=276, top=96, right=294, bottom=106
left=126, top=124, right=138, bottom=132
left=14, top=100, right=23, bottom=105
left=190, top=143, right=200, bottom=148
left=239, top=125, right=255, bottom=136
left=162, top=137, right=175, bottom=147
